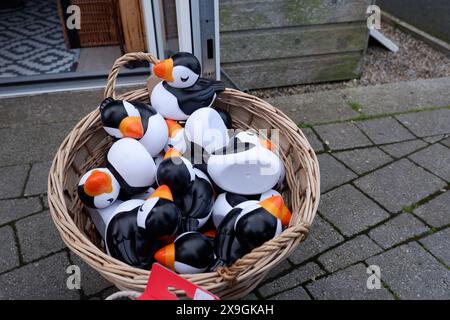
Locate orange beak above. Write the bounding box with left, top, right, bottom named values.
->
left=119, top=116, right=144, bottom=139
left=154, top=243, right=175, bottom=270
left=259, top=138, right=274, bottom=151
left=153, top=58, right=174, bottom=82
left=166, top=119, right=183, bottom=138
left=260, top=195, right=290, bottom=226
left=84, top=170, right=113, bottom=197
left=280, top=204, right=292, bottom=227
left=164, top=147, right=183, bottom=160
left=203, top=229, right=216, bottom=238
left=148, top=184, right=173, bottom=202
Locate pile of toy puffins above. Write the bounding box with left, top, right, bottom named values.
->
left=78, top=52, right=291, bottom=274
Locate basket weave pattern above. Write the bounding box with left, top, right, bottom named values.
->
left=48, top=52, right=320, bottom=299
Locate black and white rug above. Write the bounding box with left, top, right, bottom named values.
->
left=0, top=0, right=79, bottom=78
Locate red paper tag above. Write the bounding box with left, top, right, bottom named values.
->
left=137, top=263, right=219, bottom=300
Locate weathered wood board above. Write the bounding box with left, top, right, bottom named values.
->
left=220, top=0, right=372, bottom=32
left=220, top=0, right=373, bottom=89
left=221, top=22, right=368, bottom=63
left=223, top=52, right=363, bottom=89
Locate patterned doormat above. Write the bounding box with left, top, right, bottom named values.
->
left=0, top=0, right=80, bottom=78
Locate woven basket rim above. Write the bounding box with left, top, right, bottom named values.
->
left=47, top=52, right=320, bottom=299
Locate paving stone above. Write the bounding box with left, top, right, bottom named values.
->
left=258, top=263, right=325, bottom=298
left=380, top=139, right=428, bottom=159
left=0, top=90, right=102, bottom=129
left=355, top=117, right=415, bottom=144
left=241, top=293, right=259, bottom=300
left=306, top=264, right=394, bottom=300
left=366, top=242, right=450, bottom=300
left=441, top=136, right=450, bottom=147
left=302, top=128, right=324, bottom=152
left=319, top=185, right=390, bottom=237
left=413, top=191, right=450, bottom=228
left=0, top=165, right=29, bottom=199
left=318, top=235, right=383, bottom=273
left=268, top=90, right=359, bottom=125
left=0, top=121, right=76, bottom=167
left=333, top=147, right=392, bottom=175
left=289, top=216, right=344, bottom=264
left=41, top=194, right=48, bottom=209
left=354, top=159, right=446, bottom=213
left=0, top=252, right=80, bottom=300
left=269, top=286, right=311, bottom=300
left=265, top=259, right=292, bottom=280
left=0, top=197, right=42, bottom=225
left=419, top=228, right=450, bottom=266
left=15, top=211, right=65, bottom=262
left=318, top=154, right=357, bottom=193
left=24, top=162, right=52, bottom=196
left=345, top=77, right=450, bottom=116
left=368, top=213, right=429, bottom=249
left=409, top=144, right=450, bottom=181
left=423, top=135, right=447, bottom=143
left=396, top=109, right=450, bottom=138
left=70, top=253, right=112, bottom=296
left=0, top=226, right=19, bottom=273
left=315, top=122, right=372, bottom=151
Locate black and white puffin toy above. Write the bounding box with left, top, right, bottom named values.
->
left=78, top=168, right=121, bottom=209
left=151, top=52, right=225, bottom=120
left=104, top=199, right=162, bottom=269
left=136, top=185, right=181, bottom=240
left=212, top=207, right=251, bottom=269
left=100, top=98, right=168, bottom=157
left=154, top=232, right=215, bottom=274
left=156, top=148, right=195, bottom=196
left=106, top=138, right=157, bottom=196
left=235, top=196, right=291, bottom=250
left=175, top=168, right=215, bottom=233
left=207, top=132, right=282, bottom=195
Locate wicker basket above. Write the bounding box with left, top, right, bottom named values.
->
left=48, top=52, right=320, bottom=299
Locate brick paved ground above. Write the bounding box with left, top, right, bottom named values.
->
left=0, top=77, right=449, bottom=300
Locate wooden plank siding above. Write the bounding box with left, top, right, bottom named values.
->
left=219, top=0, right=373, bottom=89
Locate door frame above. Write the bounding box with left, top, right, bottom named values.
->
left=140, top=0, right=220, bottom=80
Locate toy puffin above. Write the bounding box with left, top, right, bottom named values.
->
left=154, top=232, right=215, bottom=274
left=78, top=168, right=121, bottom=209
left=100, top=98, right=168, bottom=157
left=212, top=205, right=253, bottom=269
left=156, top=148, right=195, bottom=196
left=175, top=168, right=215, bottom=233
left=151, top=52, right=225, bottom=120
left=235, top=196, right=291, bottom=250
left=212, top=189, right=288, bottom=228
left=207, top=132, right=282, bottom=195
left=137, top=185, right=181, bottom=241
left=106, top=138, right=157, bottom=196
left=103, top=199, right=162, bottom=269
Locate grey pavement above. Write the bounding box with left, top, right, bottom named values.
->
left=0, top=77, right=449, bottom=300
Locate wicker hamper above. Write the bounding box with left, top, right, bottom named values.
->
left=48, top=52, right=320, bottom=299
